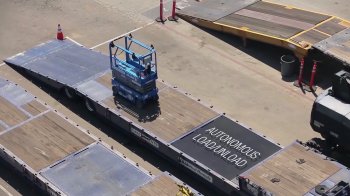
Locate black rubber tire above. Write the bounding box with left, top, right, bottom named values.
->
left=64, top=87, right=77, bottom=99
left=322, top=133, right=337, bottom=147
left=153, top=94, right=159, bottom=102
left=136, top=100, right=143, bottom=109
left=112, top=86, right=118, bottom=96
left=85, top=98, right=95, bottom=112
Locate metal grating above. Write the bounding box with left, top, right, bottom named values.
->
left=40, top=143, right=152, bottom=196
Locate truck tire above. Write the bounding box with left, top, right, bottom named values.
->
left=321, top=133, right=337, bottom=147
left=112, top=86, right=118, bottom=96
left=85, top=98, right=95, bottom=112
left=136, top=100, right=143, bottom=109
left=64, top=87, right=77, bottom=100
left=153, top=94, right=159, bottom=102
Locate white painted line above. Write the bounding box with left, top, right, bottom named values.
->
left=90, top=21, right=155, bottom=50
left=65, top=36, right=83, bottom=46
left=0, top=184, right=13, bottom=196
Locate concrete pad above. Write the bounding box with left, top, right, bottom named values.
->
left=0, top=0, right=157, bottom=60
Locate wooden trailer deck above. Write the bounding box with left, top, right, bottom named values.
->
left=0, top=111, right=95, bottom=171
left=0, top=78, right=95, bottom=171
left=178, top=0, right=350, bottom=57
left=240, top=142, right=348, bottom=195
left=314, top=28, right=350, bottom=67
left=100, top=73, right=219, bottom=142
left=131, top=174, right=186, bottom=196
left=0, top=77, right=200, bottom=196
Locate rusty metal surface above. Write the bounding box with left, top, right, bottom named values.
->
left=235, top=9, right=314, bottom=30
left=177, top=0, right=261, bottom=21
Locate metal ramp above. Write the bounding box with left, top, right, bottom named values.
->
left=177, top=0, right=350, bottom=58
left=40, top=143, right=152, bottom=196
left=5, top=39, right=110, bottom=88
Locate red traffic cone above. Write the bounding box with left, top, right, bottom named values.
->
left=57, top=24, right=64, bottom=40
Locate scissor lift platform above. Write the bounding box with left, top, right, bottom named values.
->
left=5, top=39, right=282, bottom=195
left=177, top=0, right=350, bottom=58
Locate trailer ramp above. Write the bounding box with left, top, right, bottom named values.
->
left=178, top=0, right=350, bottom=58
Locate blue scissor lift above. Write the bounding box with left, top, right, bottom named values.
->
left=109, top=35, right=159, bottom=108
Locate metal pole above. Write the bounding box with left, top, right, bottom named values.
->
left=156, top=0, right=167, bottom=23
left=298, top=58, right=304, bottom=85
left=168, top=0, right=179, bottom=21
left=309, top=61, right=318, bottom=91
left=160, top=0, right=164, bottom=21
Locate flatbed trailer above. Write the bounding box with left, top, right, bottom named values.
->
left=177, top=0, right=350, bottom=60
left=0, top=76, right=200, bottom=196
left=5, top=39, right=350, bottom=195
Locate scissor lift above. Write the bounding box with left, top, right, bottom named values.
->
left=109, top=35, right=158, bottom=108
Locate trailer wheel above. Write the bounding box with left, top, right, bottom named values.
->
left=136, top=100, right=143, bottom=109
left=112, top=86, right=118, bottom=96
left=321, top=133, right=337, bottom=147
left=85, top=98, right=95, bottom=112
left=153, top=94, right=159, bottom=102
left=64, top=87, right=77, bottom=99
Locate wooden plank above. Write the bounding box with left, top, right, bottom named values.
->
left=328, top=47, right=350, bottom=63
left=286, top=144, right=340, bottom=175
left=131, top=175, right=180, bottom=196
left=316, top=19, right=347, bottom=36
left=21, top=100, right=47, bottom=116
left=103, top=86, right=218, bottom=142
left=292, top=29, right=329, bottom=44
left=98, top=72, right=218, bottom=142
left=246, top=165, right=298, bottom=195
left=0, top=111, right=94, bottom=171
left=262, top=152, right=328, bottom=193
left=0, top=97, right=28, bottom=127
left=246, top=1, right=330, bottom=25
left=217, top=13, right=302, bottom=38
left=246, top=143, right=340, bottom=195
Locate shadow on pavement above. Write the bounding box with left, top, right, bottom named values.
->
left=198, top=26, right=345, bottom=90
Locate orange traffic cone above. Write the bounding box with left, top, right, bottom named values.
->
left=57, top=24, right=64, bottom=40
